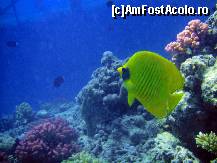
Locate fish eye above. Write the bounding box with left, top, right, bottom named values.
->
left=122, top=67, right=130, bottom=80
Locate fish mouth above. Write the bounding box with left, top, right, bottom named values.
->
left=117, top=67, right=123, bottom=75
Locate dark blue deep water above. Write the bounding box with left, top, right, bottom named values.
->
left=0, top=0, right=214, bottom=114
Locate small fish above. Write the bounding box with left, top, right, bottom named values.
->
left=6, top=41, right=18, bottom=47
left=53, top=76, right=64, bottom=88
left=106, top=0, right=113, bottom=7
left=117, top=51, right=184, bottom=118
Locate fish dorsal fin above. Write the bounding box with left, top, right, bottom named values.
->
left=128, top=93, right=135, bottom=106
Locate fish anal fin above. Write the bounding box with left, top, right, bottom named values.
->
left=168, top=91, right=184, bottom=113
left=138, top=98, right=167, bottom=118
left=128, top=93, right=135, bottom=106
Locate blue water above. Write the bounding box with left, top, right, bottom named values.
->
left=0, top=0, right=214, bottom=114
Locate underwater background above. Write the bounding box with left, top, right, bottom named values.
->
left=0, top=0, right=217, bottom=163
left=0, top=0, right=214, bottom=113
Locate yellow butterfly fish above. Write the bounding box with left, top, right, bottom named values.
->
left=117, top=51, right=184, bottom=118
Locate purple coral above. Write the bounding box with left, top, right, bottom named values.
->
left=0, top=151, right=8, bottom=163
left=15, top=118, right=79, bottom=163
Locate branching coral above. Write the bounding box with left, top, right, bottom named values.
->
left=165, top=19, right=208, bottom=54
left=195, top=131, right=217, bottom=155
left=165, top=19, right=209, bottom=66
left=0, top=151, right=8, bottom=163
left=15, top=118, right=79, bottom=163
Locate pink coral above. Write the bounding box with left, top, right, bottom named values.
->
left=15, top=118, right=79, bottom=163
left=165, top=19, right=208, bottom=54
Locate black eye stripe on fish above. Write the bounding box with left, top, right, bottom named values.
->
left=122, top=67, right=130, bottom=80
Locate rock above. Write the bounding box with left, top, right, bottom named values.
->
left=36, top=109, right=50, bottom=119
left=129, top=128, right=147, bottom=145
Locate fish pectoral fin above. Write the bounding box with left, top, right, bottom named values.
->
left=168, top=91, right=184, bottom=113
left=124, top=80, right=134, bottom=92
left=128, top=93, right=135, bottom=106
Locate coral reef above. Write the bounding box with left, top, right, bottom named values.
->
left=15, top=118, right=79, bottom=163
left=166, top=55, right=217, bottom=161
left=0, top=115, right=14, bottom=132
left=15, top=102, right=33, bottom=127
left=0, top=133, right=16, bottom=152
left=165, top=12, right=217, bottom=162
left=201, top=61, right=217, bottom=107
left=73, top=50, right=204, bottom=162
left=61, top=151, right=107, bottom=163
left=54, top=104, right=85, bottom=134
left=205, top=11, right=217, bottom=52
left=165, top=19, right=209, bottom=67
left=38, top=102, right=72, bottom=116
left=1, top=9, right=217, bottom=163
left=195, top=131, right=217, bottom=155
left=206, top=11, right=217, bottom=34
left=76, top=51, right=131, bottom=136
left=73, top=11, right=217, bottom=162
left=0, top=151, right=9, bottom=163
left=180, top=55, right=216, bottom=93
left=75, top=111, right=197, bottom=163
left=142, top=132, right=199, bottom=163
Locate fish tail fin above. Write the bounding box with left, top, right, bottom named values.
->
left=168, top=91, right=184, bottom=114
